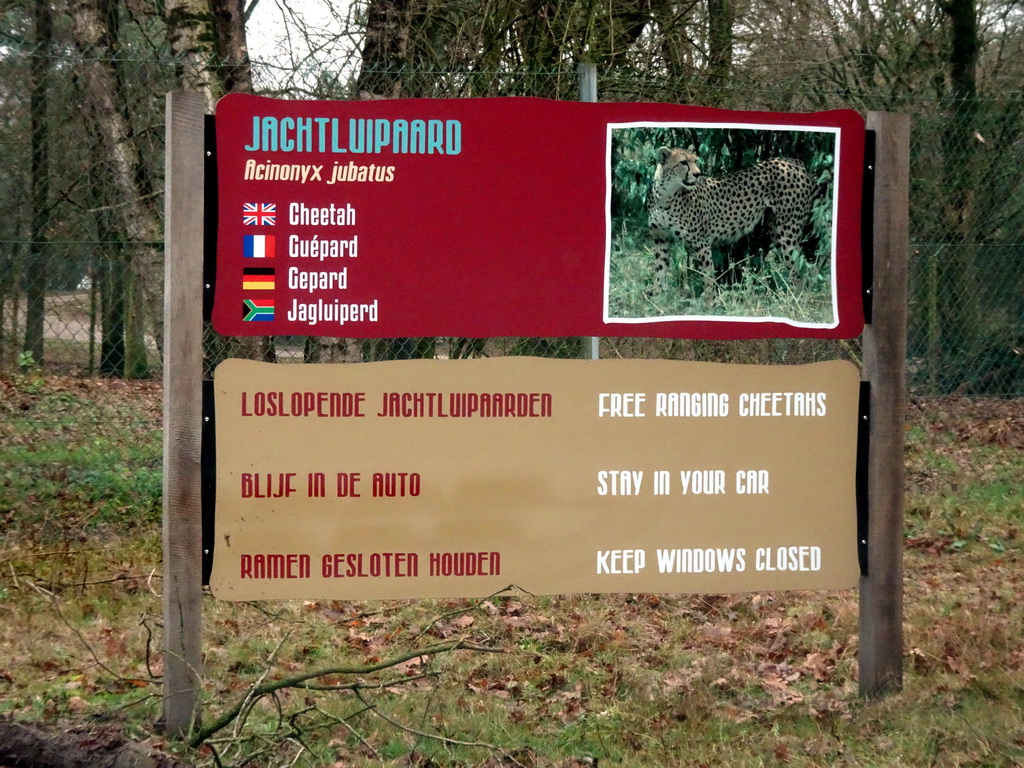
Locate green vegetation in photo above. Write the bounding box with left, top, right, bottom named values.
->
left=608, top=126, right=837, bottom=324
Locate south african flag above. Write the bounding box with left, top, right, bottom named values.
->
left=243, top=298, right=274, bottom=321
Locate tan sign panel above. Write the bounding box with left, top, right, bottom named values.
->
left=211, top=358, right=861, bottom=600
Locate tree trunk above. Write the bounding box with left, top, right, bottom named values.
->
left=165, top=0, right=252, bottom=109
left=70, top=0, right=163, bottom=364
left=938, top=0, right=981, bottom=390
left=354, top=1, right=432, bottom=361
left=24, top=0, right=52, bottom=368
left=652, top=0, right=697, bottom=90
left=707, top=0, right=734, bottom=95
left=947, top=0, right=978, bottom=100
left=357, top=0, right=415, bottom=98
left=213, top=0, right=252, bottom=94
left=86, top=124, right=150, bottom=379
left=99, top=248, right=126, bottom=376
left=166, top=0, right=260, bottom=366
left=165, top=0, right=218, bottom=108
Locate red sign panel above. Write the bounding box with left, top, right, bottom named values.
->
left=213, top=94, right=865, bottom=339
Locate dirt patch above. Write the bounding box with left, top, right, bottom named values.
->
left=908, top=395, right=1024, bottom=449
left=0, top=719, right=185, bottom=768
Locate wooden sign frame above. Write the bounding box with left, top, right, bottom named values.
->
left=161, top=89, right=908, bottom=736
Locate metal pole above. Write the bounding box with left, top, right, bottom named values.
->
left=579, top=62, right=600, bottom=360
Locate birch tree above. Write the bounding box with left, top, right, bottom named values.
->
left=69, top=0, right=163, bottom=375
left=166, top=0, right=251, bottom=110
left=165, top=0, right=264, bottom=363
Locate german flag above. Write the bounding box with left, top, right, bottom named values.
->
left=242, top=267, right=275, bottom=291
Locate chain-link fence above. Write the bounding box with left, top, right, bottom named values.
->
left=0, top=49, right=1021, bottom=394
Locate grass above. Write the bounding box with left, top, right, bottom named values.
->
left=0, top=374, right=1022, bottom=766
left=0, top=372, right=162, bottom=534
left=607, top=224, right=836, bottom=326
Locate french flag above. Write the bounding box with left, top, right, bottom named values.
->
left=243, top=234, right=275, bottom=259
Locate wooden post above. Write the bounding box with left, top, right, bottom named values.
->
left=162, top=91, right=206, bottom=735
left=579, top=62, right=600, bottom=361
left=859, top=112, right=910, bottom=696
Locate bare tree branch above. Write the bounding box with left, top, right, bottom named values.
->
left=188, top=638, right=503, bottom=747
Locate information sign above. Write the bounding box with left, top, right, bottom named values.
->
left=212, top=94, right=865, bottom=340
left=210, top=357, right=861, bottom=600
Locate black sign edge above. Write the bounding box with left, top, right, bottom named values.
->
left=204, top=113, right=217, bottom=323
left=861, top=129, right=876, bottom=326
left=856, top=380, right=870, bottom=577
left=202, top=379, right=216, bottom=585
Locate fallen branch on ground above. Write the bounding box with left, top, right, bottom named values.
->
left=188, top=638, right=503, bottom=748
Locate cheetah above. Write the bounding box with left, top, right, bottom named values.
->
left=647, top=146, right=815, bottom=300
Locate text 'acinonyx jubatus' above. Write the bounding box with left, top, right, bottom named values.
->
left=647, top=146, right=815, bottom=300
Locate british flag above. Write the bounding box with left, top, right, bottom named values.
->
left=242, top=202, right=276, bottom=226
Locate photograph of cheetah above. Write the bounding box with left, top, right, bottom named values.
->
left=605, top=124, right=838, bottom=326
